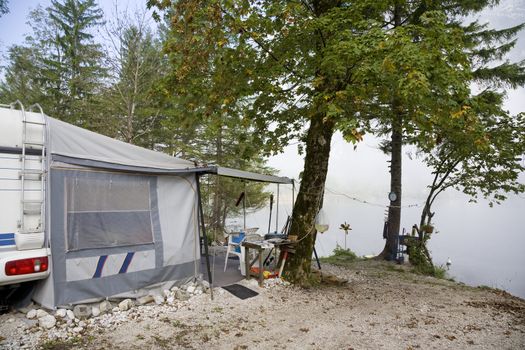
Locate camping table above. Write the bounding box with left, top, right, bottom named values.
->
left=242, top=240, right=295, bottom=287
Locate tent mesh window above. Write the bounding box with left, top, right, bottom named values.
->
left=65, top=172, right=154, bottom=251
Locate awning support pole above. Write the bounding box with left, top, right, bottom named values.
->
left=243, top=182, right=246, bottom=232
left=292, top=179, right=295, bottom=209
left=196, top=174, right=213, bottom=300
left=275, top=184, right=280, bottom=233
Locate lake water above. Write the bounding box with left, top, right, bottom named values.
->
left=239, top=133, right=525, bottom=299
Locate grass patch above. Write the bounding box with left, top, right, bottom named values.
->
left=41, top=337, right=84, bottom=350
left=385, top=264, right=407, bottom=273
left=412, top=263, right=449, bottom=280
left=477, top=285, right=493, bottom=291
left=212, top=306, right=223, bottom=313
left=172, top=319, right=189, bottom=328
left=151, top=335, right=170, bottom=349
left=319, top=245, right=359, bottom=266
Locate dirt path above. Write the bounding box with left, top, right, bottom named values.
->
left=1, top=260, right=524, bottom=349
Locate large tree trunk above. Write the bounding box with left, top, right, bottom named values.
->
left=284, top=112, right=335, bottom=284
left=380, top=107, right=403, bottom=260
left=380, top=3, right=404, bottom=261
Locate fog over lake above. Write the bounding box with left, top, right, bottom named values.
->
left=240, top=132, right=525, bottom=299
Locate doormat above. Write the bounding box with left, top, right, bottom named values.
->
left=222, top=284, right=259, bottom=300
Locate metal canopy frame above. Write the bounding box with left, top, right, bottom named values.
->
left=195, top=166, right=295, bottom=299
left=203, top=166, right=293, bottom=185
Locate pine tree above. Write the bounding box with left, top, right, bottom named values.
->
left=0, top=0, right=106, bottom=126
left=0, top=0, right=8, bottom=17
left=374, top=1, right=525, bottom=260
left=409, top=12, right=525, bottom=270
left=99, top=8, right=165, bottom=146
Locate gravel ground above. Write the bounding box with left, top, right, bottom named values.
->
left=0, top=260, right=524, bottom=349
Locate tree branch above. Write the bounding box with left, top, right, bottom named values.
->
left=218, top=4, right=305, bottom=81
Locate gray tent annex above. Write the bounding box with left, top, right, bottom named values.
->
left=2, top=109, right=291, bottom=309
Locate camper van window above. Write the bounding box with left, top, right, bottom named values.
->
left=65, top=172, right=154, bottom=251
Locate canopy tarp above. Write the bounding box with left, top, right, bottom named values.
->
left=206, top=166, right=293, bottom=185
left=47, top=117, right=197, bottom=173
left=47, top=117, right=293, bottom=185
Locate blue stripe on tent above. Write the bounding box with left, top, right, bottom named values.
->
left=118, top=252, right=135, bottom=274
left=93, top=255, right=108, bottom=278
left=0, top=233, right=15, bottom=239
left=0, top=239, right=16, bottom=246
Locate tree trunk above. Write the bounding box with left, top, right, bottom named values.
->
left=380, top=3, right=403, bottom=261
left=284, top=112, right=335, bottom=284
left=380, top=107, right=403, bottom=260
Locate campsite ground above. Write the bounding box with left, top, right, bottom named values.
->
left=1, top=260, right=524, bottom=349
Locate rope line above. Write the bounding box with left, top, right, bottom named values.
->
left=291, top=178, right=423, bottom=209
left=324, top=187, right=423, bottom=209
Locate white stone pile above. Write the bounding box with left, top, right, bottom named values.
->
left=21, top=279, right=211, bottom=342
left=263, top=277, right=291, bottom=288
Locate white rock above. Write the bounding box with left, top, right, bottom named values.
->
left=118, top=299, right=133, bottom=311
left=187, top=286, right=196, bottom=294
left=55, top=309, right=67, bottom=318
left=112, top=307, right=120, bottom=313
left=170, top=286, right=179, bottom=292
left=78, top=321, right=86, bottom=328
left=166, top=296, right=175, bottom=304
left=153, top=295, right=164, bottom=305
left=27, top=309, right=37, bottom=319
left=247, top=279, right=259, bottom=288
left=175, top=290, right=190, bottom=301
left=162, top=289, right=171, bottom=298
left=137, top=295, right=154, bottom=305
left=73, top=304, right=92, bottom=319
left=99, top=300, right=112, bottom=314
left=38, top=315, right=56, bottom=329
left=72, top=326, right=83, bottom=333
left=91, top=307, right=100, bottom=317
left=201, top=280, right=210, bottom=289
left=36, top=309, right=49, bottom=318
left=66, top=310, right=75, bottom=320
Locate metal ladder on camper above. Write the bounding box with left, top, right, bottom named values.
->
left=12, top=101, right=47, bottom=234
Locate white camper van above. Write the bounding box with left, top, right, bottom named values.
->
left=0, top=102, right=50, bottom=308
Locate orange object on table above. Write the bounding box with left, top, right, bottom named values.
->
left=250, top=267, right=278, bottom=279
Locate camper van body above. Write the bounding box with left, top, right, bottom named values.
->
left=0, top=103, right=50, bottom=288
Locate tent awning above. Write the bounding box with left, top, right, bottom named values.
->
left=203, top=166, right=293, bottom=185
left=47, top=116, right=196, bottom=172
